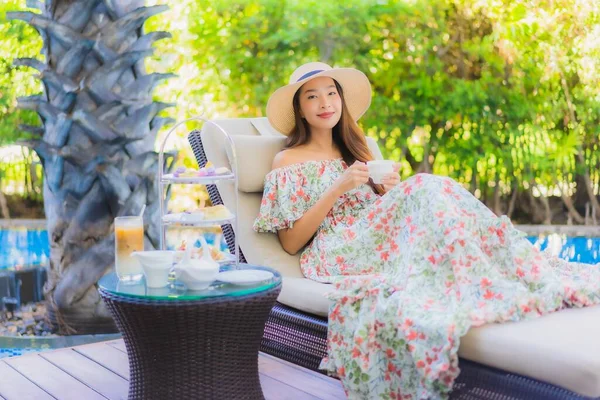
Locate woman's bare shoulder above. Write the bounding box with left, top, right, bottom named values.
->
left=271, top=148, right=312, bottom=170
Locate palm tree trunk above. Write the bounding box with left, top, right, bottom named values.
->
left=9, top=0, right=173, bottom=334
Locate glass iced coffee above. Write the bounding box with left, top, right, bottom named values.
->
left=115, top=216, right=144, bottom=282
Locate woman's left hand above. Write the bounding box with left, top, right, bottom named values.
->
left=381, top=163, right=401, bottom=192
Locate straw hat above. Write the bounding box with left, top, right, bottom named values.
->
left=266, top=62, right=372, bottom=135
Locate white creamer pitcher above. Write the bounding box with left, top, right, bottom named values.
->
left=173, top=237, right=219, bottom=290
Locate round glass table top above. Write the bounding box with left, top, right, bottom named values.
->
left=98, top=263, right=281, bottom=301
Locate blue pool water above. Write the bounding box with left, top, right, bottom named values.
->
left=527, top=235, right=599, bottom=264
left=1, top=229, right=598, bottom=269
left=0, top=228, right=230, bottom=269
left=0, top=229, right=50, bottom=269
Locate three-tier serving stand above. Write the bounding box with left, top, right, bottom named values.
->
left=157, top=116, right=240, bottom=269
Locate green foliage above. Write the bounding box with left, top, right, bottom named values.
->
left=0, top=0, right=42, bottom=146
left=0, top=1, right=44, bottom=201
left=3, top=0, right=600, bottom=218
left=0, top=146, right=43, bottom=200
left=172, top=0, right=599, bottom=207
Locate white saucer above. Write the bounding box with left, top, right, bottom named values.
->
left=217, top=270, right=274, bottom=286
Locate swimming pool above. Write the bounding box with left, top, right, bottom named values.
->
left=0, top=228, right=49, bottom=269
left=527, top=235, right=600, bottom=264
left=0, top=228, right=231, bottom=270
left=1, top=228, right=599, bottom=269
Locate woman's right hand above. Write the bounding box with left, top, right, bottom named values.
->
left=332, top=161, right=370, bottom=196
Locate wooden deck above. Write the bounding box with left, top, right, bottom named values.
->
left=0, top=339, right=346, bottom=400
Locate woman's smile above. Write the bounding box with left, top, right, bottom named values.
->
left=317, top=112, right=335, bottom=119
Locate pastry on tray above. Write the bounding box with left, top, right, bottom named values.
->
left=172, top=161, right=231, bottom=178
left=201, top=205, right=231, bottom=220
left=164, top=211, right=202, bottom=223
left=165, top=205, right=232, bottom=224
left=195, top=245, right=227, bottom=261
left=166, top=205, right=231, bottom=223
left=176, top=240, right=229, bottom=261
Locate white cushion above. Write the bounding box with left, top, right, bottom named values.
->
left=234, top=192, right=302, bottom=278
left=368, top=136, right=384, bottom=160
left=231, top=135, right=286, bottom=193
left=201, top=120, right=303, bottom=280
left=280, top=277, right=333, bottom=317
left=250, top=117, right=283, bottom=136
left=460, top=305, right=600, bottom=397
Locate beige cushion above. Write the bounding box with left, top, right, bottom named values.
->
left=280, top=277, right=333, bottom=317
left=250, top=117, right=283, bottom=136
left=235, top=192, right=302, bottom=278
left=231, top=135, right=286, bottom=193
left=460, top=305, right=600, bottom=397
left=199, top=117, right=600, bottom=397
left=201, top=119, right=303, bottom=280
left=368, top=137, right=384, bottom=160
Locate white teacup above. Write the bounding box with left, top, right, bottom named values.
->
left=367, top=160, right=395, bottom=184
left=130, top=251, right=178, bottom=288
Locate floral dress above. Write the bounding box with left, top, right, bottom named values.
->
left=253, top=158, right=600, bottom=400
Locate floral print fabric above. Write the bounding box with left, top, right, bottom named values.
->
left=253, top=159, right=600, bottom=399
left=253, top=158, right=381, bottom=282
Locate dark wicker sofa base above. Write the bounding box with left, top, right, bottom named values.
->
left=189, top=129, right=596, bottom=400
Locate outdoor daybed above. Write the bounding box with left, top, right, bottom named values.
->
left=189, top=118, right=600, bottom=400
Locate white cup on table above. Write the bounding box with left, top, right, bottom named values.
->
left=367, top=160, right=396, bottom=184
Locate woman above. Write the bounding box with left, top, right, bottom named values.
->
left=253, top=62, right=600, bottom=399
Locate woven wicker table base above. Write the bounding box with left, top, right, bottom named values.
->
left=100, top=284, right=281, bottom=400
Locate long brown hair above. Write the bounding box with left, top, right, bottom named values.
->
left=286, top=80, right=385, bottom=195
